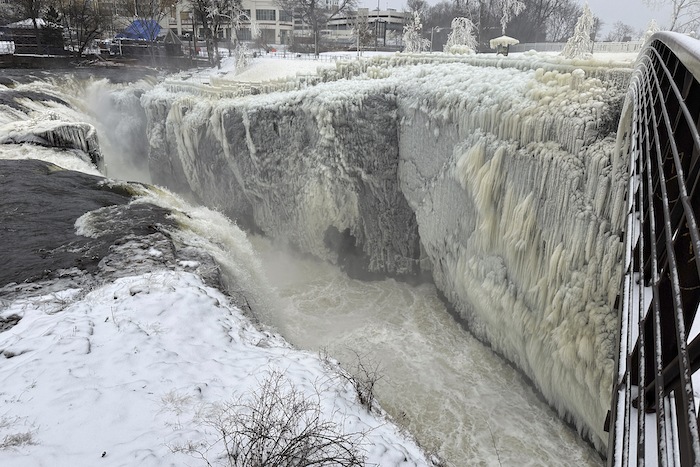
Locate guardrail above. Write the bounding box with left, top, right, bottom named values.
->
left=509, top=40, right=643, bottom=54
left=607, top=32, right=700, bottom=467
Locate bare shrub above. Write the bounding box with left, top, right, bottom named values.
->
left=170, top=369, right=368, bottom=467
left=0, top=416, right=37, bottom=450
left=0, top=432, right=36, bottom=450
left=320, top=349, right=383, bottom=413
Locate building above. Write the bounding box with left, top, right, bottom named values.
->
left=165, top=0, right=403, bottom=47
left=169, top=0, right=295, bottom=46
left=326, top=8, right=407, bottom=44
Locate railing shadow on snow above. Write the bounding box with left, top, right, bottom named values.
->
left=608, top=31, right=700, bottom=467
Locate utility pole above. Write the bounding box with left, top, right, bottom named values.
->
left=375, top=0, right=379, bottom=50
left=430, top=26, right=440, bottom=52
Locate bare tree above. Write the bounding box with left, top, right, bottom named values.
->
left=645, top=0, right=700, bottom=33
left=275, top=0, right=356, bottom=56
left=405, top=0, right=428, bottom=17
left=55, top=0, right=109, bottom=57
left=503, top=0, right=581, bottom=42
left=351, top=9, right=372, bottom=55
left=9, top=0, right=44, bottom=52
left=591, top=15, right=604, bottom=42
left=604, top=20, right=636, bottom=41
left=544, top=0, right=582, bottom=41
left=1, top=1, right=22, bottom=25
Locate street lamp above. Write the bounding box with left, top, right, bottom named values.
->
left=375, top=0, right=380, bottom=50
left=430, top=26, right=441, bottom=53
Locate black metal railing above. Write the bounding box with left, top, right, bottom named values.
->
left=608, top=32, right=700, bottom=467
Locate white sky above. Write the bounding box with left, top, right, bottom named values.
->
left=358, top=0, right=677, bottom=39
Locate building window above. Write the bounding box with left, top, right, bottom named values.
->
left=280, top=30, right=289, bottom=43
left=256, top=9, right=275, bottom=21
left=238, top=28, right=252, bottom=41
left=242, top=9, right=251, bottom=20
left=261, top=28, right=275, bottom=44
left=279, top=10, right=292, bottom=22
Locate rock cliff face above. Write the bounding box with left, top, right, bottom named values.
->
left=142, top=54, right=632, bottom=449
left=143, top=81, right=422, bottom=277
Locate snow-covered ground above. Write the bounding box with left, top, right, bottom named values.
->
left=0, top=164, right=431, bottom=467
left=183, top=49, right=638, bottom=84
left=0, top=268, right=428, bottom=466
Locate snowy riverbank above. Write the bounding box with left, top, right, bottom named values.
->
left=0, top=156, right=432, bottom=467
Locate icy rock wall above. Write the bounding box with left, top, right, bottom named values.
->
left=142, top=82, right=422, bottom=276
left=397, top=63, right=628, bottom=449
left=142, top=56, right=631, bottom=449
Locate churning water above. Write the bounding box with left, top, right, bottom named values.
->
left=251, top=237, right=603, bottom=466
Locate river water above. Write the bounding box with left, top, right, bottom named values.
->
left=251, top=237, right=603, bottom=466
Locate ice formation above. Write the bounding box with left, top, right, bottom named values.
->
left=0, top=115, right=103, bottom=168
left=142, top=52, right=634, bottom=449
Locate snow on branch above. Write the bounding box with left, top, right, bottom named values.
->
left=403, top=12, right=431, bottom=53
left=497, top=0, right=526, bottom=35
left=444, top=17, right=478, bottom=54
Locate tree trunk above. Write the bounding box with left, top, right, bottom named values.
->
left=32, top=18, right=42, bottom=55
left=314, top=27, right=319, bottom=57
left=193, top=18, right=198, bottom=60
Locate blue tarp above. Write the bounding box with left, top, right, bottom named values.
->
left=118, top=20, right=161, bottom=41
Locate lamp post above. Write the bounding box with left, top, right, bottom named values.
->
left=373, top=0, right=381, bottom=50
left=430, top=26, right=441, bottom=53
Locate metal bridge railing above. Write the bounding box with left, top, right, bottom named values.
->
left=608, top=32, right=700, bottom=467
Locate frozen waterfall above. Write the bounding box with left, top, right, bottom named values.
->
left=142, top=52, right=632, bottom=451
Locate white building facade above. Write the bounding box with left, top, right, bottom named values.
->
left=168, top=0, right=295, bottom=46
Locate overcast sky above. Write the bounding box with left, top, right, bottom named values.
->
left=357, top=0, right=676, bottom=39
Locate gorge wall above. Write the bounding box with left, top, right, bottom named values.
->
left=142, top=53, right=633, bottom=449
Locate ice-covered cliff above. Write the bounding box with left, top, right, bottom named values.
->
left=142, top=52, right=633, bottom=449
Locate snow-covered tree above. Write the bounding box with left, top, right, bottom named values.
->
left=276, top=0, right=357, bottom=56
left=403, top=11, right=430, bottom=53
left=443, top=17, right=478, bottom=53
left=190, top=0, right=244, bottom=65
left=645, top=0, right=700, bottom=33
left=644, top=19, right=661, bottom=42
left=228, top=5, right=260, bottom=72
left=560, top=2, right=594, bottom=59
left=496, top=0, right=526, bottom=35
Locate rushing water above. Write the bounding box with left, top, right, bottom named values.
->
left=251, top=236, right=603, bottom=466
